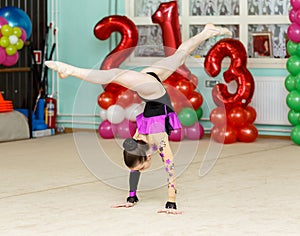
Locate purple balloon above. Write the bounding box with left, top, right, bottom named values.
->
left=3, top=52, right=19, bottom=66
left=291, top=0, right=300, bottom=10
left=98, top=120, right=116, bottom=139
left=288, top=22, right=300, bottom=43
left=290, top=9, right=297, bottom=22
left=185, top=122, right=204, bottom=140
left=169, top=128, right=184, bottom=142
left=117, top=119, right=137, bottom=138
left=0, top=47, right=7, bottom=64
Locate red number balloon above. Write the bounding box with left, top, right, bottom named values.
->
left=152, top=1, right=191, bottom=79
left=205, top=38, right=257, bottom=144
left=204, top=38, right=254, bottom=109
left=94, top=15, right=138, bottom=70
left=152, top=1, right=203, bottom=128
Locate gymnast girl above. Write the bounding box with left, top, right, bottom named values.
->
left=45, top=23, right=231, bottom=214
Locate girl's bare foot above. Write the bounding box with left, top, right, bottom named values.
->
left=45, top=61, right=75, bottom=78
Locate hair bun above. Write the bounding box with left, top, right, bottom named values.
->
left=123, top=138, right=138, bottom=151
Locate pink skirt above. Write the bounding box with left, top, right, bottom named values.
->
left=136, top=112, right=182, bottom=135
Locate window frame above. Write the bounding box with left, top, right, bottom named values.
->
left=125, top=0, right=290, bottom=68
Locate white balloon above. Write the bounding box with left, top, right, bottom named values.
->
left=99, top=109, right=107, bottom=120
left=107, top=105, right=125, bottom=124
left=9, top=35, right=18, bottom=45
left=125, top=103, right=145, bottom=121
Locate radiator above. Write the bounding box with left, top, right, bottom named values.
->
left=250, top=76, right=290, bottom=125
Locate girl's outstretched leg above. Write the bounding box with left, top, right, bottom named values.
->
left=141, top=23, right=232, bottom=81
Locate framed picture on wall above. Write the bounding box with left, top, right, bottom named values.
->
left=251, top=32, right=273, bottom=58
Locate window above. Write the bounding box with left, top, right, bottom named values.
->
left=125, top=0, right=291, bottom=68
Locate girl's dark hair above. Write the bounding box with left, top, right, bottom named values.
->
left=123, top=138, right=150, bottom=168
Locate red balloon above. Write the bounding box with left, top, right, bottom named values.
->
left=104, top=83, right=126, bottom=94
left=211, top=125, right=237, bottom=144
left=165, top=83, right=192, bottom=113
left=204, top=38, right=255, bottom=109
left=132, top=92, right=142, bottom=104
left=210, top=107, right=227, bottom=127
left=175, top=79, right=194, bottom=98
left=97, top=92, right=116, bottom=110
left=227, top=106, right=247, bottom=127
left=94, top=15, right=138, bottom=70
left=189, top=91, right=203, bottom=110
left=116, top=89, right=135, bottom=108
left=189, top=74, right=199, bottom=90
left=244, top=106, right=257, bottom=124
left=237, top=124, right=258, bottom=142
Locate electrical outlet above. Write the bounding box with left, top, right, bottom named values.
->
left=205, top=80, right=218, bottom=88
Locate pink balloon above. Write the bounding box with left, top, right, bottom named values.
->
left=98, top=120, right=116, bottom=139
left=117, top=119, right=137, bottom=138
left=290, top=9, right=297, bottom=22
left=0, top=47, right=7, bottom=64
left=169, top=129, right=184, bottom=142
left=185, top=122, right=204, bottom=140
left=20, top=28, right=27, bottom=42
left=291, top=0, right=300, bottom=10
left=3, top=52, right=19, bottom=66
left=0, top=16, right=8, bottom=27
left=288, top=22, right=300, bottom=43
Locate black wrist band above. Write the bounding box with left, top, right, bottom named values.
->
left=165, top=201, right=177, bottom=209
left=127, top=195, right=139, bottom=204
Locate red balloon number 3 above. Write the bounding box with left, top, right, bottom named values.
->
left=204, top=38, right=258, bottom=144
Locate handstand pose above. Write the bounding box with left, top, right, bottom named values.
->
left=45, top=23, right=231, bottom=214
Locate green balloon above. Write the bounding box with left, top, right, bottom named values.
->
left=15, top=39, right=24, bottom=50
left=1, top=24, right=12, bottom=36
left=285, top=75, right=296, bottom=92
left=287, top=55, right=300, bottom=76
left=0, top=36, right=9, bottom=48
left=286, top=90, right=300, bottom=111
left=5, top=45, right=17, bottom=56
left=178, top=107, right=198, bottom=127
left=291, top=125, right=300, bottom=145
left=12, top=27, right=22, bottom=38
left=295, top=76, right=300, bottom=92
left=288, top=110, right=300, bottom=126
left=287, top=40, right=298, bottom=56
left=196, top=107, right=203, bottom=120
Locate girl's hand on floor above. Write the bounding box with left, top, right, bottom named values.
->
left=157, top=209, right=183, bottom=215
left=111, top=202, right=135, bottom=208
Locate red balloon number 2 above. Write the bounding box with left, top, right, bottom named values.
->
left=204, top=38, right=258, bottom=144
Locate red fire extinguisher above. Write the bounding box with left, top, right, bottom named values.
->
left=45, top=97, right=57, bottom=129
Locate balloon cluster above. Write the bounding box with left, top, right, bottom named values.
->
left=205, top=38, right=258, bottom=144
left=94, top=2, right=205, bottom=141
left=285, top=0, right=300, bottom=145
left=0, top=7, right=32, bottom=66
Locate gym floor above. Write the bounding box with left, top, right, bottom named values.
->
left=1, top=133, right=299, bottom=235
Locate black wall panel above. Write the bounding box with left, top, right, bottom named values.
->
left=0, top=0, right=47, bottom=109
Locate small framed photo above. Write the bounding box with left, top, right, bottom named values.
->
left=251, top=32, right=273, bottom=58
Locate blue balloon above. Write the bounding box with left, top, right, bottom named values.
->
left=0, top=6, right=32, bottom=40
